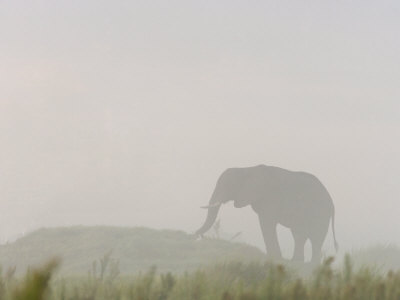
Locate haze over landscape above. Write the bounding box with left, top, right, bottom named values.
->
left=1, top=1, right=399, bottom=258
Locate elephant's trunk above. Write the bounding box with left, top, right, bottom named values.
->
left=195, top=205, right=221, bottom=236
left=195, top=189, right=222, bottom=237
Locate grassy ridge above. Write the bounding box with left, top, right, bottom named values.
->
left=0, top=226, right=266, bottom=275
left=2, top=226, right=400, bottom=299
left=351, top=245, right=400, bottom=273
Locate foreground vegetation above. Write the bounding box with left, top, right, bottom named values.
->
left=1, top=256, right=400, bottom=300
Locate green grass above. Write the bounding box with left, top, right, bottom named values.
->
left=2, top=256, right=400, bottom=300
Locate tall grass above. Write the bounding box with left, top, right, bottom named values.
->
left=2, top=255, right=400, bottom=300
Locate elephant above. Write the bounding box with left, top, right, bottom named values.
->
left=195, top=165, right=338, bottom=263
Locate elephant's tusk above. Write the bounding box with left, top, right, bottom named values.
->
left=200, top=202, right=222, bottom=209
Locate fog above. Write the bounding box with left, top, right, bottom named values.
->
left=1, top=1, right=399, bottom=256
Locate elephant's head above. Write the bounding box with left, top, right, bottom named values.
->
left=195, top=168, right=250, bottom=237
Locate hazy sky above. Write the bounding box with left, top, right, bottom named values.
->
left=1, top=1, right=399, bottom=256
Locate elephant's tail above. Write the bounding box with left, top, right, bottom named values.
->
left=331, top=205, right=339, bottom=252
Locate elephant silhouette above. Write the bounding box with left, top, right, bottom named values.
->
left=195, top=165, right=338, bottom=263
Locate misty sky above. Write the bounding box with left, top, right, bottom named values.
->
left=1, top=1, right=399, bottom=256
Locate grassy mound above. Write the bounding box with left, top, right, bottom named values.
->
left=351, top=245, right=400, bottom=273
left=0, top=226, right=266, bottom=275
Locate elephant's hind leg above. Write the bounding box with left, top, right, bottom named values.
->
left=310, top=235, right=325, bottom=264
left=258, top=218, right=282, bottom=260
left=310, top=219, right=330, bottom=264
left=291, top=230, right=307, bottom=262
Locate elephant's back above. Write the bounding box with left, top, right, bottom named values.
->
left=253, top=166, right=333, bottom=215
left=246, top=165, right=333, bottom=203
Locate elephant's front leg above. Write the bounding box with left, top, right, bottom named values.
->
left=258, top=217, right=282, bottom=260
